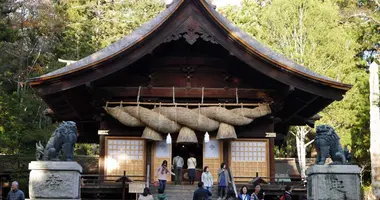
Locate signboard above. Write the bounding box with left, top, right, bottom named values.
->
left=128, top=182, right=145, bottom=193
left=265, top=132, right=276, bottom=138
left=205, top=139, right=219, bottom=158
left=98, top=130, right=109, bottom=135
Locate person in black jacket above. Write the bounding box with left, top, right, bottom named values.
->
left=193, top=182, right=212, bottom=200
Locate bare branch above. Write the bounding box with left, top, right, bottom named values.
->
left=343, top=13, right=380, bottom=25
left=305, top=139, right=315, bottom=147
left=289, top=131, right=297, bottom=137
left=374, top=0, right=380, bottom=8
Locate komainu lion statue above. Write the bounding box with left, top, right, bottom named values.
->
left=36, top=121, right=77, bottom=161
left=315, top=125, right=346, bottom=165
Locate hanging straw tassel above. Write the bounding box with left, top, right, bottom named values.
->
left=176, top=127, right=198, bottom=144
left=142, top=127, right=163, bottom=141
left=216, top=123, right=237, bottom=140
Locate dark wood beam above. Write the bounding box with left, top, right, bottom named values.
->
left=282, top=96, right=319, bottom=124
left=59, top=92, right=83, bottom=120
left=96, top=87, right=274, bottom=102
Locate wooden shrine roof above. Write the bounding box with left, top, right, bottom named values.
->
left=27, top=0, right=352, bottom=142
left=28, top=0, right=350, bottom=93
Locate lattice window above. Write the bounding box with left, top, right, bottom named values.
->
left=230, top=140, right=269, bottom=182
left=105, top=138, right=145, bottom=180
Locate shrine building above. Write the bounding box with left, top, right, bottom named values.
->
left=28, top=0, right=351, bottom=189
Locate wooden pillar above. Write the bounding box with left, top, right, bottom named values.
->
left=146, top=141, right=152, bottom=182
left=269, top=138, right=275, bottom=182
left=268, top=118, right=275, bottom=182
left=223, top=141, right=229, bottom=165
left=99, top=135, right=106, bottom=178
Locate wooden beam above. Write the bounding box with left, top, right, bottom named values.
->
left=283, top=96, right=319, bottom=124
left=97, top=87, right=274, bottom=102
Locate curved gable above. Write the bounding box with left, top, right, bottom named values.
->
left=29, top=0, right=351, bottom=100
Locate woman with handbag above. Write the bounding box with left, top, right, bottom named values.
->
left=156, top=160, right=175, bottom=191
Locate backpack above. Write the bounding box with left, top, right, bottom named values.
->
left=280, top=194, right=290, bottom=200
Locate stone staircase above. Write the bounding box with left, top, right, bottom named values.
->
left=150, top=184, right=222, bottom=200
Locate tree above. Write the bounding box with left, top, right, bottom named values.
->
left=290, top=126, right=314, bottom=180
left=221, top=0, right=371, bottom=182
left=369, top=61, right=380, bottom=198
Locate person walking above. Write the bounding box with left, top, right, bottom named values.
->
left=193, top=181, right=212, bottom=200
left=156, top=160, right=175, bottom=191
left=238, top=185, right=250, bottom=200
left=139, top=187, right=154, bottom=200
left=187, top=153, right=197, bottom=185
left=251, top=183, right=261, bottom=200
left=280, top=185, right=292, bottom=200
left=173, top=154, right=184, bottom=186
left=217, top=163, right=230, bottom=200
left=201, top=166, right=213, bottom=200
left=7, top=181, right=25, bottom=200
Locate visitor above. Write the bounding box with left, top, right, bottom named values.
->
left=156, top=160, right=175, bottom=191
left=7, top=181, right=25, bottom=200
left=154, top=187, right=168, bottom=200
left=201, top=166, right=213, bottom=200
left=139, top=187, right=154, bottom=200
left=280, top=185, right=292, bottom=200
left=238, top=185, right=250, bottom=200
left=217, top=163, right=231, bottom=200
left=187, top=153, right=197, bottom=185
left=173, top=154, right=184, bottom=186
left=251, top=183, right=261, bottom=200
left=193, top=181, right=212, bottom=200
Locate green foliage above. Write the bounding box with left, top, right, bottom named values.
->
left=0, top=0, right=165, bottom=155
left=221, top=0, right=373, bottom=183
left=75, top=143, right=99, bottom=156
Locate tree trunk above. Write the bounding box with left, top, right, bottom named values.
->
left=370, top=61, right=380, bottom=198
left=291, top=126, right=313, bottom=180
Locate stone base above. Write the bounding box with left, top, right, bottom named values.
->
left=28, top=161, right=82, bottom=200
left=306, top=165, right=361, bottom=200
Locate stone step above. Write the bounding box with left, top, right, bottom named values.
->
left=150, top=185, right=226, bottom=200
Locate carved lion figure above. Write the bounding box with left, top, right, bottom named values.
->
left=315, top=125, right=346, bottom=165
left=36, top=121, right=77, bottom=161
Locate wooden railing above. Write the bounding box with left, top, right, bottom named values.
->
left=81, top=174, right=145, bottom=188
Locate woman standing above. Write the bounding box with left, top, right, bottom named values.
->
left=217, top=163, right=230, bottom=200
left=238, top=186, right=250, bottom=200
left=201, top=166, right=213, bottom=200
left=156, top=160, right=175, bottom=191
left=251, top=183, right=261, bottom=200
left=139, top=187, right=154, bottom=200
left=187, top=153, right=197, bottom=185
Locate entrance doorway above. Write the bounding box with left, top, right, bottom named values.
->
left=172, top=143, right=203, bottom=183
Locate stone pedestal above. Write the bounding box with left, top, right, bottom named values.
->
left=306, top=165, right=361, bottom=200
left=28, top=161, right=82, bottom=200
